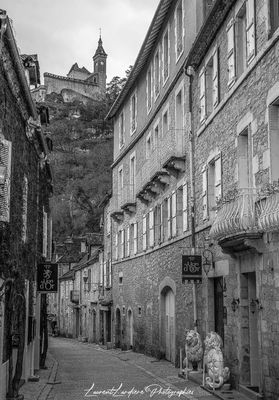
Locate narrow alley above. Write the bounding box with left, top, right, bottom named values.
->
left=45, top=337, right=213, bottom=400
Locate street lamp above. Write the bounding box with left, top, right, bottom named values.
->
left=231, top=298, right=240, bottom=312
left=202, top=249, right=215, bottom=276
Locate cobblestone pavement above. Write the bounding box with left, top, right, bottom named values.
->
left=45, top=337, right=214, bottom=400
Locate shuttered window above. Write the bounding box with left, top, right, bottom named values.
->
left=127, top=226, right=130, bottom=257
left=215, top=155, right=222, bottom=203
left=202, top=165, right=208, bottom=220
left=115, top=231, right=118, bottom=260
left=143, top=215, right=147, bottom=251
left=149, top=209, right=154, bottom=247
left=0, top=138, right=12, bottom=223
left=171, top=191, right=177, bottom=237
left=43, top=209, right=48, bottom=257
left=246, top=0, right=255, bottom=61
left=183, top=183, right=188, bottom=232
left=199, top=70, right=206, bottom=122
left=212, top=49, right=219, bottom=107
left=120, top=229, right=125, bottom=259
left=133, top=222, right=138, bottom=255
left=227, top=22, right=236, bottom=84
left=167, top=197, right=172, bottom=239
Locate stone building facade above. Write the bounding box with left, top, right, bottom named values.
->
left=186, top=0, right=279, bottom=398
left=107, top=0, right=279, bottom=399
left=0, top=10, right=53, bottom=400
left=107, top=0, right=211, bottom=363
left=44, top=36, right=107, bottom=103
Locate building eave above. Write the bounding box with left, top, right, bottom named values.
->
left=106, top=0, right=172, bottom=120
left=185, top=0, right=236, bottom=70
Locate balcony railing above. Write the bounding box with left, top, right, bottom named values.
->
left=137, top=129, right=186, bottom=193
left=258, top=192, right=279, bottom=232
left=210, top=188, right=259, bottom=242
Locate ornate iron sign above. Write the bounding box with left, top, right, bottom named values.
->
left=37, top=263, right=58, bottom=293
left=182, top=255, right=202, bottom=283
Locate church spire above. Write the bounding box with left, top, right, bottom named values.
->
left=94, top=30, right=107, bottom=58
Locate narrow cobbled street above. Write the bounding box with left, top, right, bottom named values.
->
left=47, top=337, right=213, bottom=400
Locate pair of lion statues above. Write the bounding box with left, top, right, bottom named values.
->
left=183, top=330, right=230, bottom=389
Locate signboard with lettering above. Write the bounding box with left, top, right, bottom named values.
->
left=182, top=255, right=202, bottom=283
left=37, top=263, right=58, bottom=293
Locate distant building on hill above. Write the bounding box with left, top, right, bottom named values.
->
left=43, top=36, right=107, bottom=103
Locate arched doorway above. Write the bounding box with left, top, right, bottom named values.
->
left=161, top=287, right=175, bottom=363
left=92, top=310, right=96, bottom=342
left=115, top=308, right=121, bottom=348
left=127, top=309, right=133, bottom=349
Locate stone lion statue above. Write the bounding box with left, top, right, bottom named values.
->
left=183, top=329, right=203, bottom=371
left=204, top=331, right=230, bottom=389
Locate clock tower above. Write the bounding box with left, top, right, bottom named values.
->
left=93, top=35, right=107, bottom=93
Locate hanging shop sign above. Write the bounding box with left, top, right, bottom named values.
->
left=37, top=263, right=58, bottom=293
left=182, top=255, right=202, bottom=283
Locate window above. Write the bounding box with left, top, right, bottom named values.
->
left=120, top=229, right=125, bottom=259
left=119, top=112, right=124, bottom=149
left=143, top=215, right=147, bottom=251
left=227, top=1, right=255, bottom=86
left=175, top=0, right=184, bottom=60
left=167, top=192, right=177, bottom=239
left=199, top=70, right=206, bottom=122
left=154, top=49, right=160, bottom=98
left=147, top=65, right=152, bottom=112
left=130, top=91, right=137, bottom=134
left=106, top=212, right=111, bottom=236
left=162, top=26, right=170, bottom=83
left=108, top=257, right=112, bottom=287
left=115, top=231, right=118, bottom=260
left=0, top=138, right=12, bottom=223
left=237, top=128, right=252, bottom=188
left=154, top=121, right=159, bottom=149
left=154, top=204, right=163, bottom=245
left=118, top=165, right=123, bottom=194
left=227, top=22, right=236, bottom=84
left=202, top=154, right=222, bottom=220
left=149, top=209, right=154, bottom=247
left=130, top=153, right=136, bottom=198
left=270, top=0, right=279, bottom=34
left=162, top=106, right=169, bottom=135
left=182, top=183, right=188, bottom=232
left=133, top=222, right=138, bottom=255
left=146, top=132, right=152, bottom=159
left=175, top=87, right=184, bottom=130
left=269, top=101, right=279, bottom=181
left=22, top=175, right=28, bottom=243
left=119, top=272, right=123, bottom=285
left=88, top=268, right=92, bottom=291
left=126, top=226, right=130, bottom=256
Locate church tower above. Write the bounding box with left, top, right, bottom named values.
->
left=93, top=35, right=107, bottom=93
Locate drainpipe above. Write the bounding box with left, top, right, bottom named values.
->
left=185, top=65, right=197, bottom=331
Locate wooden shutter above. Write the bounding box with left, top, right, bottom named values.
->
left=246, top=0, right=255, bottom=61
left=143, top=216, right=147, bottom=250
left=115, top=230, right=118, bottom=260
left=43, top=209, right=48, bottom=257
left=183, top=183, right=188, bottom=232
left=127, top=226, right=130, bottom=256
left=227, top=22, right=236, bottom=83
left=200, top=70, right=206, bottom=121
left=171, top=191, right=177, bottom=237
left=149, top=209, right=154, bottom=247
left=215, top=154, right=222, bottom=203
left=212, top=48, right=219, bottom=107
left=121, top=229, right=125, bottom=259
left=134, top=222, right=138, bottom=254
left=0, top=138, right=12, bottom=222
left=167, top=196, right=172, bottom=239
left=202, top=165, right=208, bottom=220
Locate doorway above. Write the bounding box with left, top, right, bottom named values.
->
left=240, top=272, right=260, bottom=390
left=214, top=277, right=224, bottom=343
left=92, top=310, right=96, bottom=342
left=127, top=309, right=133, bottom=349
left=115, top=308, right=121, bottom=348
left=161, top=288, right=175, bottom=363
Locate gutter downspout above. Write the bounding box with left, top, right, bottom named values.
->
left=185, top=65, right=197, bottom=331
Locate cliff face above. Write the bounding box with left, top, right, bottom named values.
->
left=44, top=93, right=113, bottom=242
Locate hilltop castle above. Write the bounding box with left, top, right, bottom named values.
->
left=41, top=36, right=107, bottom=103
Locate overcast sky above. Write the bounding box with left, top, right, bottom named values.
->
left=1, top=0, right=159, bottom=83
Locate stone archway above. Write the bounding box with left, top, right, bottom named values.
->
left=115, top=308, right=121, bottom=348
left=127, top=308, right=133, bottom=349
left=159, top=278, right=176, bottom=364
